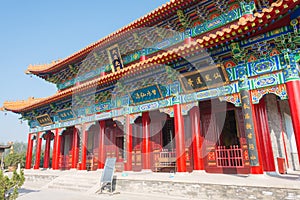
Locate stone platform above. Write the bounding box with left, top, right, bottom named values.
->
left=21, top=169, right=300, bottom=200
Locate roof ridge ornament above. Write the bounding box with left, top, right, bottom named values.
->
left=240, top=0, right=256, bottom=18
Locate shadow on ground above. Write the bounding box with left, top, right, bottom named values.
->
left=18, top=188, right=39, bottom=196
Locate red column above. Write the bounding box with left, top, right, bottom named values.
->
left=125, top=116, right=133, bottom=171
left=25, top=134, right=33, bottom=169
left=81, top=127, right=88, bottom=170
left=34, top=132, right=42, bottom=170
left=174, top=104, right=187, bottom=172
left=249, top=93, right=264, bottom=174
left=190, top=106, right=204, bottom=170
left=98, top=121, right=106, bottom=169
left=286, top=80, right=300, bottom=164
left=43, top=133, right=51, bottom=169
left=72, top=128, right=79, bottom=169
left=53, top=129, right=62, bottom=170
left=142, top=112, right=151, bottom=170
left=253, top=98, right=276, bottom=172
left=52, top=130, right=57, bottom=169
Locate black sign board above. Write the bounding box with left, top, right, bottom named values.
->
left=57, top=108, right=76, bottom=122
left=107, top=44, right=123, bottom=72
left=130, top=84, right=163, bottom=104
left=100, top=157, right=116, bottom=193
left=36, top=114, right=53, bottom=126
left=241, top=90, right=259, bottom=166
left=180, top=65, right=229, bottom=92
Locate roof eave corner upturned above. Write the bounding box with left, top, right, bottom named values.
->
left=26, top=59, right=63, bottom=75
left=25, top=69, right=32, bottom=75
left=1, top=97, right=46, bottom=113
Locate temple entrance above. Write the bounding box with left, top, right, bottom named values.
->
left=162, top=118, right=175, bottom=151
left=218, top=110, right=240, bottom=148
left=86, top=124, right=100, bottom=171
left=201, top=100, right=250, bottom=174
left=132, top=117, right=143, bottom=172
left=154, top=116, right=177, bottom=172
left=104, top=119, right=125, bottom=171
left=60, top=128, right=73, bottom=170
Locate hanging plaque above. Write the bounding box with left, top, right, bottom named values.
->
left=57, top=108, right=76, bottom=122
left=36, top=114, right=53, bottom=126
left=240, top=89, right=259, bottom=166
left=130, top=84, right=165, bottom=104
left=180, top=65, right=229, bottom=92
left=107, top=44, right=124, bottom=72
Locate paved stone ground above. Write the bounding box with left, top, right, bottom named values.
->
left=17, top=174, right=188, bottom=200
left=16, top=169, right=300, bottom=200
left=18, top=188, right=188, bottom=200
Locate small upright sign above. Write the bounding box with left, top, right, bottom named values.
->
left=100, top=157, right=117, bottom=193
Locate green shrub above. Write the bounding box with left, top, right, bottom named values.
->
left=0, top=170, right=25, bottom=200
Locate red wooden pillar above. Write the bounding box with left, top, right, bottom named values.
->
left=142, top=112, right=151, bottom=170
left=286, top=80, right=300, bottom=163
left=72, top=128, right=79, bottom=169
left=52, top=130, right=57, bottom=169
left=34, top=132, right=42, bottom=170
left=190, top=106, right=204, bottom=170
left=43, top=133, right=51, bottom=169
left=253, top=98, right=276, bottom=172
left=125, top=116, right=133, bottom=171
left=174, top=104, right=187, bottom=172
left=81, top=127, right=88, bottom=170
left=53, top=129, right=62, bottom=170
left=98, top=121, right=106, bottom=169
left=56, top=132, right=62, bottom=170
left=249, top=93, right=264, bottom=174
left=25, top=134, right=33, bottom=169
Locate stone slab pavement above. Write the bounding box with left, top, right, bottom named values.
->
left=17, top=188, right=188, bottom=200
left=17, top=169, right=300, bottom=200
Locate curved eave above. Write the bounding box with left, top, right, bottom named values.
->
left=197, top=0, right=298, bottom=48
left=1, top=97, right=46, bottom=113
left=26, top=0, right=200, bottom=75
left=7, top=0, right=299, bottom=113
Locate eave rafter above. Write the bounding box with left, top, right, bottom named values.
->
left=26, top=0, right=201, bottom=75
left=3, top=0, right=299, bottom=113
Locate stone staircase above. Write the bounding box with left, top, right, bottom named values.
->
left=23, top=170, right=300, bottom=199
left=45, top=170, right=102, bottom=194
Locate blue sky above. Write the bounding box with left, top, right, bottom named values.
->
left=0, top=0, right=168, bottom=143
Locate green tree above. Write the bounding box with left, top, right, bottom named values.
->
left=0, top=170, right=25, bottom=200
left=11, top=142, right=27, bottom=154
left=4, top=153, right=24, bottom=169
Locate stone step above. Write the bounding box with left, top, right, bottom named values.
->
left=52, top=178, right=98, bottom=183
left=46, top=173, right=100, bottom=193
left=48, top=185, right=88, bottom=192
left=115, top=178, right=300, bottom=200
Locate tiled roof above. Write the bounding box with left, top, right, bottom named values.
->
left=26, top=0, right=198, bottom=74
left=3, top=0, right=299, bottom=113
